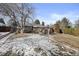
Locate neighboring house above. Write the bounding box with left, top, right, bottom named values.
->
left=33, top=24, right=54, bottom=34
left=0, top=26, right=11, bottom=32
left=0, top=18, right=54, bottom=34
left=0, top=19, right=11, bottom=32
left=23, top=23, right=49, bottom=34
left=24, top=22, right=33, bottom=33
left=0, top=18, right=6, bottom=26
left=0, top=23, right=6, bottom=26
left=33, top=24, right=48, bottom=33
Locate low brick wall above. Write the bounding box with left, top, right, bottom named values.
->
left=0, top=26, right=11, bottom=32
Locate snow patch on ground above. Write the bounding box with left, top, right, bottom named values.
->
left=0, top=34, right=78, bottom=56
left=0, top=32, right=9, bottom=36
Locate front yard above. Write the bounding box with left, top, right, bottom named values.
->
left=0, top=33, right=79, bottom=56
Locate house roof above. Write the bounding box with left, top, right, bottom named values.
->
left=25, top=22, right=48, bottom=28
left=25, top=22, right=33, bottom=26
left=24, top=22, right=53, bottom=28
left=0, top=23, right=6, bottom=26
left=33, top=24, right=49, bottom=28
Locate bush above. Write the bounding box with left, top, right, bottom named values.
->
left=64, top=28, right=79, bottom=36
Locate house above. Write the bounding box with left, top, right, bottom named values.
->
left=32, top=24, right=54, bottom=34
left=23, top=22, right=33, bottom=33
left=0, top=17, right=54, bottom=34
left=0, top=18, right=11, bottom=32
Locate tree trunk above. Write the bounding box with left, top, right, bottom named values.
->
left=20, top=16, right=24, bottom=34
left=20, top=29, right=24, bottom=34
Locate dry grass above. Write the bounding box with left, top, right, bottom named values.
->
left=64, top=28, right=79, bottom=37
left=53, top=34, right=79, bottom=48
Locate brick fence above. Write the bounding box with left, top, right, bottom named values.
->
left=0, top=26, right=11, bottom=32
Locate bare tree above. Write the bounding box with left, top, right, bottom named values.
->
left=0, top=3, right=34, bottom=33
left=16, top=3, right=34, bottom=33
left=75, top=19, right=79, bottom=28
left=54, top=22, right=60, bottom=33
left=61, top=17, right=71, bottom=29
left=54, top=17, right=71, bottom=33
left=0, top=3, right=18, bottom=32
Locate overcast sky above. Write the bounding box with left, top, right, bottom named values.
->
left=32, top=3, right=79, bottom=25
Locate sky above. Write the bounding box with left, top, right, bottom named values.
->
left=1, top=3, right=79, bottom=25
left=32, top=3, right=79, bottom=25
